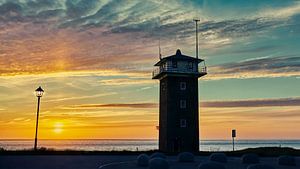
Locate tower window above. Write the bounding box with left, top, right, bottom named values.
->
left=172, top=61, right=177, bottom=68
left=180, top=82, right=186, bottom=90
left=188, top=62, right=193, bottom=69
left=180, top=100, right=186, bottom=109
left=161, top=82, right=166, bottom=91
left=180, top=119, right=187, bottom=128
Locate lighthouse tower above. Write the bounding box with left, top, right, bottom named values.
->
left=152, top=49, right=207, bottom=153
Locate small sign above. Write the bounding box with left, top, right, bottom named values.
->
left=232, top=129, right=236, bottom=138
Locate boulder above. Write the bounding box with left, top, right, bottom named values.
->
left=137, top=154, right=150, bottom=167
left=150, top=152, right=167, bottom=159
left=209, top=153, right=227, bottom=163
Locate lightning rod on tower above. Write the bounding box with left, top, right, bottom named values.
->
left=159, top=39, right=162, bottom=60
left=194, top=19, right=200, bottom=59
left=158, top=17, right=162, bottom=60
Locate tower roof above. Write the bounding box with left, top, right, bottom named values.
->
left=154, top=49, right=203, bottom=66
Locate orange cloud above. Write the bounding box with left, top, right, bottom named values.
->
left=74, top=103, right=157, bottom=109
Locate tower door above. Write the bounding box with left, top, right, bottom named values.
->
left=172, top=137, right=182, bottom=152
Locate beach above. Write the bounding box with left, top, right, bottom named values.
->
left=1, top=154, right=299, bottom=169
left=2, top=139, right=300, bottom=152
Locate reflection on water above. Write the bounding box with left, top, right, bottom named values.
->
left=1, top=139, right=300, bottom=151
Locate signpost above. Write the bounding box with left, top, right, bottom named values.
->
left=232, top=129, right=236, bottom=151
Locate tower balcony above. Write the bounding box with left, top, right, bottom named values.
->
left=152, top=66, right=207, bottom=79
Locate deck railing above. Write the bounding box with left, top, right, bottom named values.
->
left=152, top=66, right=207, bottom=78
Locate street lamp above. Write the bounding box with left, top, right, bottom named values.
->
left=34, top=86, right=44, bottom=151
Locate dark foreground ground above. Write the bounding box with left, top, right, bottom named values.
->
left=0, top=155, right=136, bottom=169
left=1, top=147, right=300, bottom=156
left=0, top=147, right=299, bottom=169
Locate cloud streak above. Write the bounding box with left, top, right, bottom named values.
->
left=208, top=55, right=300, bottom=80
left=201, top=97, right=300, bottom=108
left=46, top=92, right=118, bottom=103
left=72, top=103, right=157, bottom=109
left=68, top=97, right=300, bottom=109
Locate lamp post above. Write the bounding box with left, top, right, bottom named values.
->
left=34, top=86, right=44, bottom=151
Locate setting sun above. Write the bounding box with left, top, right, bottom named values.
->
left=53, top=122, right=63, bottom=134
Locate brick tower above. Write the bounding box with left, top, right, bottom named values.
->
left=152, top=49, right=207, bottom=153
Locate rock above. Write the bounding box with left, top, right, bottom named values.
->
left=209, top=153, right=227, bottom=163
left=241, top=153, right=260, bottom=164
left=247, top=164, right=275, bottom=169
left=198, top=162, right=226, bottom=169
left=148, top=158, right=169, bottom=169
left=137, top=154, right=150, bottom=167
left=177, top=152, right=195, bottom=162
left=278, top=155, right=296, bottom=166
left=150, top=152, right=167, bottom=159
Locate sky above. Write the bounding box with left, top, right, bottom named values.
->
left=0, top=0, right=300, bottom=140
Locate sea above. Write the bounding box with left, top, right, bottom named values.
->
left=1, top=139, right=300, bottom=151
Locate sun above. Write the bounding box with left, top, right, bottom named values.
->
left=53, top=122, right=63, bottom=134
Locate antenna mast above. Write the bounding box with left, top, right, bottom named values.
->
left=158, top=17, right=162, bottom=60
left=194, top=19, right=200, bottom=59
left=159, top=39, right=162, bottom=60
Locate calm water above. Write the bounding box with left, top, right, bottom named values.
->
left=1, top=139, right=300, bottom=151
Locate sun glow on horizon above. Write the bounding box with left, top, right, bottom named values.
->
left=53, top=122, right=63, bottom=134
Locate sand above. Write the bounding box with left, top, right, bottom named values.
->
left=0, top=155, right=299, bottom=169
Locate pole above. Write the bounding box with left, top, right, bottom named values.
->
left=232, top=129, right=236, bottom=151
left=158, top=17, right=162, bottom=60
left=34, top=96, right=41, bottom=151
left=232, top=136, right=235, bottom=151
left=156, top=126, right=159, bottom=149
left=194, top=19, right=200, bottom=59
left=159, top=39, right=162, bottom=60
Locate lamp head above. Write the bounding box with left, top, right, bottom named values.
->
left=35, top=86, right=44, bottom=97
